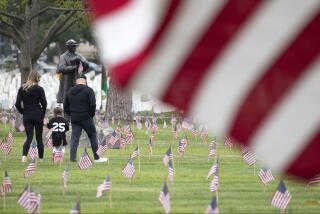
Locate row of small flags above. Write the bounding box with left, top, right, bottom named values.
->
left=1, top=120, right=319, bottom=213
left=1, top=146, right=320, bottom=213
left=0, top=167, right=311, bottom=213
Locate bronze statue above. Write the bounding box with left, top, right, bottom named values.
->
left=56, top=39, right=89, bottom=104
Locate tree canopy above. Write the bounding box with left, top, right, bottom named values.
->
left=0, top=0, right=91, bottom=82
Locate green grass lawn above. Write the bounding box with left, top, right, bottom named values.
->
left=0, top=123, right=319, bottom=213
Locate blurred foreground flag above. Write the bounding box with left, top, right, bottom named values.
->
left=88, top=0, right=320, bottom=179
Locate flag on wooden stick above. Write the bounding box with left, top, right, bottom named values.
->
left=122, top=159, right=135, bottom=179
left=24, top=159, right=37, bottom=178
left=163, top=147, right=173, bottom=167
left=271, top=180, right=292, bottom=211
left=207, top=158, right=219, bottom=180
left=0, top=170, right=12, bottom=195
left=96, top=175, right=111, bottom=198
left=78, top=148, right=93, bottom=170
left=258, top=167, right=275, bottom=185
left=28, top=141, right=38, bottom=160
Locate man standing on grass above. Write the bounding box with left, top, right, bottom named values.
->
left=63, top=74, right=107, bottom=163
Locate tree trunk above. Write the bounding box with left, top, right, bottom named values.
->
left=106, top=79, right=132, bottom=121
left=20, top=43, right=32, bottom=84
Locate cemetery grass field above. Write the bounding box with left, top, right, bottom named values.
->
left=0, top=123, right=319, bottom=213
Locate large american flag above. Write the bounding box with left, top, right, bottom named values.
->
left=1, top=170, right=12, bottom=195
left=159, top=182, right=170, bottom=214
left=122, top=159, right=135, bottom=179
left=24, top=159, right=37, bottom=178
left=89, top=0, right=320, bottom=179
left=271, top=180, right=292, bottom=211
left=96, top=175, right=111, bottom=198
left=78, top=149, right=93, bottom=170
left=258, top=167, right=275, bottom=185
left=205, top=196, right=219, bottom=214
left=28, top=142, right=38, bottom=160
left=163, top=147, right=173, bottom=167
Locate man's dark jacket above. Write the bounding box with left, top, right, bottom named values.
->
left=56, top=51, right=89, bottom=103
left=63, top=84, right=96, bottom=123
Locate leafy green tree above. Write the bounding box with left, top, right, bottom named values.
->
left=0, top=0, right=89, bottom=83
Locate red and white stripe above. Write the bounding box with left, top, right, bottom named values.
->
left=24, top=161, right=37, bottom=178
left=28, top=144, right=38, bottom=160
left=89, top=0, right=320, bottom=179
left=258, top=168, right=275, bottom=185
left=1, top=178, right=12, bottom=194
left=210, top=175, right=219, bottom=192
left=46, top=137, right=53, bottom=148
left=168, top=166, right=174, bottom=182
left=207, top=163, right=218, bottom=180
left=96, top=177, right=111, bottom=198
left=224, top=137, right=234, bottom=149
left=6, top=131, right=13, bottom=145
left=271, top=190, right=292, bottom=210
left=242, top=151, right=256, bottom=166
left=122, top=162, right=135, bottom=178
left=0, top=140, right=11, bottom=155
left=96, top=143, right=108, bottom=156
left=53, top=152, right=63, bottom=163
left=17, top=186, right=30, bottom=209
left=78, top=151, right=93, bottom=170
left=27, top=191, right=39, bottom=214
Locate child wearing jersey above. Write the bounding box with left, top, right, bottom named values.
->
left=47, top=107, right=69, bottom=153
